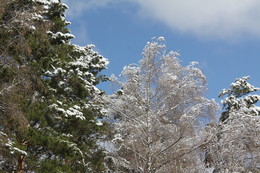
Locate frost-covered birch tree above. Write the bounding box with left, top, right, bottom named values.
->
left=105, top=37, right=218, bottom=173
left=206, top=76, right=260, bottom=172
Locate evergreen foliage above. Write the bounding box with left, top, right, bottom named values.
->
left=0, top=0, right=109, bottom=172
left=218, top=76, right=260, bottom=122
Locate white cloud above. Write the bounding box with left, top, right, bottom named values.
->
left=63, top=0, right=260, bottom=40
left=133, top=0, right=260, bottom=40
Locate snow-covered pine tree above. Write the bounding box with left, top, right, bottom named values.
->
left=0, top=0, right=109, bottom=172
left=206, top=76, right=260, bottom=172
left=105, top=37, right=218, bottom=173
left=219, top=76, right=260, bottom=122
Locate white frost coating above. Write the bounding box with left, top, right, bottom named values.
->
left=73, top=105, right=81, bottom=110
left=220, top=77, right=260, bottom=116
left=12, top=147, right=28, bottom=155
left=66, top=107, right=85, bottom=120
left=58, top=81, right=65, bottom=87
left=84, top=104, right=90, bottom=109
left=84, top=71, right=92, bottom=76
left=69, top=56, right=90, bottom=69
left=33, top=0, right=59, bottom=5
left=190, top=61, right=199, bottom=66
left=31, top=13, right=44, bottom=20
left=65, top=21, right=71, bottom=25
left=112, top=134, right=123, bottom=142
left=157, top=36, right=165, bottom=41
left=29, top=26, right=36, bottom=30
left=47, top=31, right=75, bottom=40
left=168, top=50, right=180, bottom=57
left=57, top=101, right=63, bottom=105
left=73, top=45, right=86, bottom=53
left=61, top=3, right=69, bottom=10
left=220, top=76, right=260, bottom=98
left=52, top=67, right=66, bottom=75
left=5, top=139, right=27, bottom=156
left=96, top=120, right=103, bottom=126
left=105, top=37, right=218, bottom=172
left=62, top=133, right=73, bottom=137
left=120, top=65, right=140, bottom=78
left=64, top=87, right=72, bottom=92
left=56, top=108, right=66, bottom=114
left=49, top=103, right=58, bottom=108
left=49, top=103, right=85, bottom=120
left=110, top=74, right=118, bottom=82
left=93, top=86, right=101, bottom=94
left=0, top=131, right=7, bottom=137
left=71, top=44, right=109, bottom=70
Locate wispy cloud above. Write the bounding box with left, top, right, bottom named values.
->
left=63, top=0, right=260, bottom=40
left=69, top=19, right=89, bottom=46
left=63, top=0, right=121, bottom=18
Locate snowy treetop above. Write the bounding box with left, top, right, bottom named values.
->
left=219, top=76, right=260, bottom=117
left=219, top=76, right=260, bottom=98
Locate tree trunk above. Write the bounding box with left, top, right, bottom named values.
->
left=17, top=154, right=25, bottom=173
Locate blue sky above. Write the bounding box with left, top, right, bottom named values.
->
left=63, top=0, right=260, bottom=102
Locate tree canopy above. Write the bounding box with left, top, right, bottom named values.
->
left=205, top=76, right=260, bottom=172
left=105, top=37, right=218, bottom=172
left=0, top=0, right=109, bottom=172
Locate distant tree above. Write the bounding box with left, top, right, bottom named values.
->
left=0, top=0, right=109, bottom=172
left=206, top=76, right=260, bottom=172
left=219, top=76, right=260, bottom=122
left=105, top=37, right=218, bottom=173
